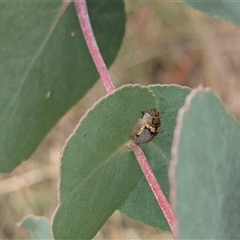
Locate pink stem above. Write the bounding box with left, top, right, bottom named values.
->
left=74, top=0, right=115, bottom=93
left=75, top=0, right=174, bottom=235
left=131, top=141, right=176, bottom=236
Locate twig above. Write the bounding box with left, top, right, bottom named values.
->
left=74, top=0, right=175, bottom=236
left=131, top=141, right=176, bottom=236
left=74, top=0, right=115, bottom=93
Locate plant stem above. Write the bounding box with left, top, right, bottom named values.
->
left=75, top=0, right=175, bottom=235
left=74, top=0, right=115, bottom=93
left=131, top=141, right=176, bottom=236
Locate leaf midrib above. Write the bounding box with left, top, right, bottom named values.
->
left=59, top=141, right=138, bottom=206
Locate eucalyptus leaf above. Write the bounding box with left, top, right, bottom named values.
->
left=52, top=85, right=156, bottom=239
left=0, top=0, right=125, bottom=172
left=53, top=84, right=191, bottom=239
left=171, top=90, right=240, bottom=239
left=18, top=215, right=52, bottom=240
left=181, top=0, right=240, bottom=26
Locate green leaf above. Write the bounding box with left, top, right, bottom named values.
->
left=171, top=90, right=240, bottom=239
left=181, top=1, right=240, bottom=26
left=52, top=85, right=156, bottom=239
left=53, top=84, right=191, bottom=239
left=18, top=215, right=52, bottom=240
left=120, top=85, right=190, bottom=230
left=0, top=0, right=125, bottom=172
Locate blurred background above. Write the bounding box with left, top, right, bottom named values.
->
left=1, top=1, right=240, bottom=239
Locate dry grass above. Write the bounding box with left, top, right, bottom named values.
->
left=1, top=2, right=240, bottom=239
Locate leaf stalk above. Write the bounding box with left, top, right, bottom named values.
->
left=74, top=0, right=115, bottom=93
left=74, top=0, right=175, bottom=236
left=131, top=141, right=176, bottom=236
